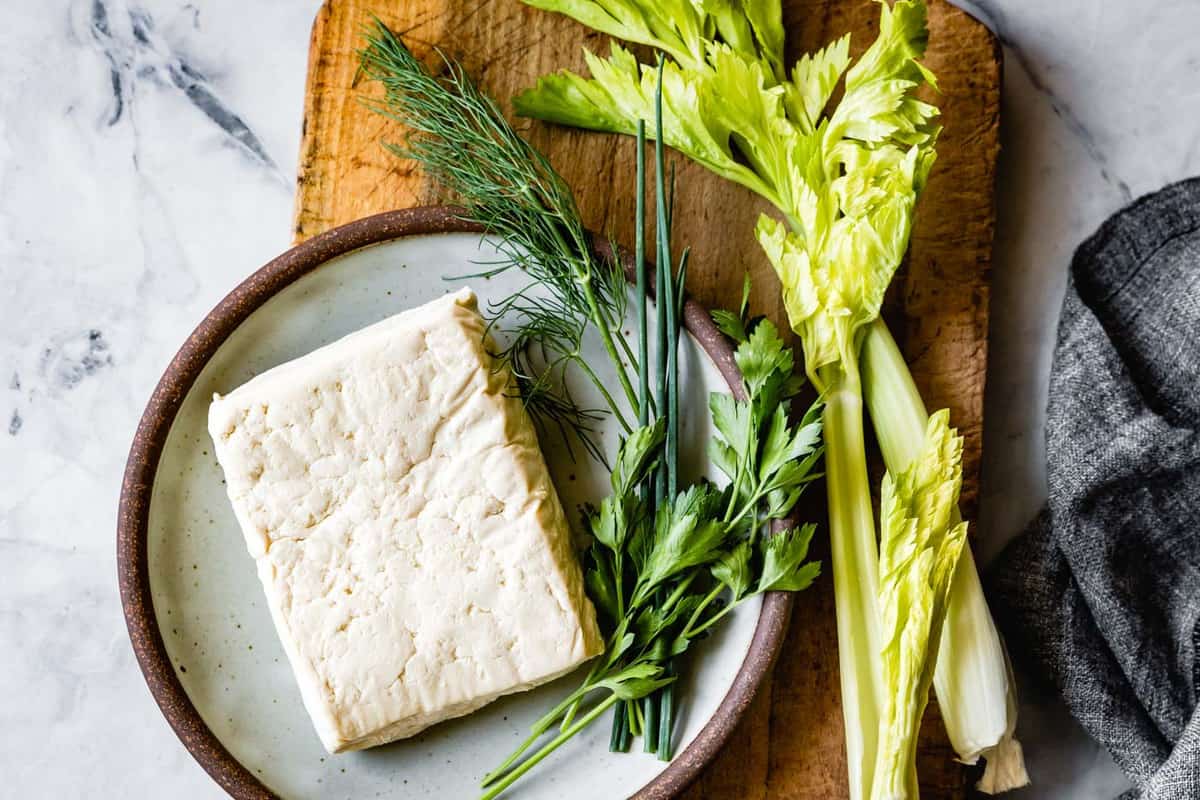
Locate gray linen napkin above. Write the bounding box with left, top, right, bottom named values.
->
left=992, top=177, right=1200, bottom=800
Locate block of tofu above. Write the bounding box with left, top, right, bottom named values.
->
left=207, top=288, right=603, bottom=753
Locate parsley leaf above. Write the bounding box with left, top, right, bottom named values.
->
left=757, top=523, right=821, bottom=593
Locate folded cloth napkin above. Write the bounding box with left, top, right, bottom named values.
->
left=992, top=177, right=1200, bottom=799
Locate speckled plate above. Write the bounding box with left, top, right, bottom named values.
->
left=118, top=208, right=792, bottom=800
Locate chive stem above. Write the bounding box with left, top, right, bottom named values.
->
left=645, top=56, right=673, bottom=748
left=665, top=248, right=686, bottom=498
left=608, top=701, right=629, bottom=753
left=658, top=676, right=675, bottom=761
left=636, top=120, right=650, bottom=428
left=643, top=691, right=659, bottom=754
left=653, top=57, right=670, bottom=509
left=616, top=118, right=653, bottom=752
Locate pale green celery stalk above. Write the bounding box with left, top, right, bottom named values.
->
left=860, top=319, right=1029, bottom=793
left=819, top=360, right=883, bottom=800
left=871, top=409, right=969, bottom=800
left=758, top=200, right=902, bottom=800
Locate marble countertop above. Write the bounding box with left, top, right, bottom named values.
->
left=3, top=0, right=1195, bottom=797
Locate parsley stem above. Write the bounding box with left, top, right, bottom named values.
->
left=560, top=658, right=605, bottom=731
left=482, top=694, right=621, bottom=800
left=613, top=551, right=626, bottom=620
left=682, top=583, right=725, bottom=638
left=687, top=601, right=737, bottom=638
left=622, top=700, right=636, bottom=741
left=629, top=698, right=644, bottom=736
left=481, top=680, right=594, bottom=787
left=661, top=570, right=698, bottom=610
left=722, top=432, right=756, bottom=525
left=724, top=484, right=778, bottom=532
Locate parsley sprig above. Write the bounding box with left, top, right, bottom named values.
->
left=481, top=318, right=823, bottom=799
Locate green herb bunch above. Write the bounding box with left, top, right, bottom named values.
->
left=360, top=21, right=826, bottom=799
left=480, top=316, right=823, bottom=799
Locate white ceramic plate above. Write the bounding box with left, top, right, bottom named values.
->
left=120, top=211, right=788, bottom=800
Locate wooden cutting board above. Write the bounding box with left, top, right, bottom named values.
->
left=292, top=2, right=1001, bottom=798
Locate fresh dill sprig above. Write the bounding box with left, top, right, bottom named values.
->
left=359, top=20, right=641, bottom=448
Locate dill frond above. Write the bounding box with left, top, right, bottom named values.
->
left=359, top=22, right=642, bottom=455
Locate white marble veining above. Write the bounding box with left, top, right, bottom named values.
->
left=1, top=0, right=1196, bottom=797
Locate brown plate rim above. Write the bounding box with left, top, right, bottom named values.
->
left=117, top=205, right=794, bottom=800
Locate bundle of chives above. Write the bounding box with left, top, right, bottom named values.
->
left=648, top=56, right=686, bottom=759
left=606, top=57, right=687, bottom=759
left=610, top=114, right=651, bottom=754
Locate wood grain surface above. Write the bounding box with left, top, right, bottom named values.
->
left=292, top=2, right=1001, bottom=798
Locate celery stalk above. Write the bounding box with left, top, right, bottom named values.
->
left=821, top=364, right=883, bottom=800
left=861, top=319, right=1028, bottom=792
left=871, top=409, right=970, bottom=800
